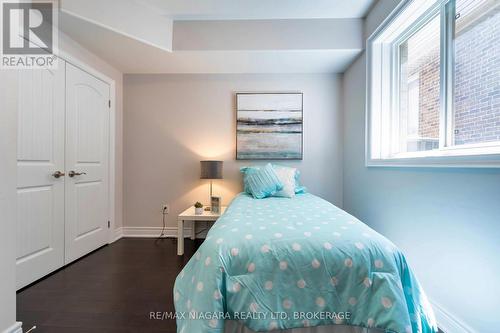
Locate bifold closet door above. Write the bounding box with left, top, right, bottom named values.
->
left=16, top=61, right=110, bottom=288
left=65, top=63, right=110, bottom=264
left=16, top=60, right=66, bottom=289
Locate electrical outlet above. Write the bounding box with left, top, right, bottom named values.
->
left=162, top=204, right=169, bottom=214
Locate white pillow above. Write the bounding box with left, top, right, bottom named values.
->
left=273, top=166, right=297, bottom=198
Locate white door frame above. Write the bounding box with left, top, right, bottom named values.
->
left=55, top=50, right=117, bottom=244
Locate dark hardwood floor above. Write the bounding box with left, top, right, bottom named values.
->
left=17, top=238, right=201, bottom=333
left=18, top=238, right=446, bottom=333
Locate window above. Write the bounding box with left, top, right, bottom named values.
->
left=367, top=0, right=500, bottom=167
left=398, top=14, right=441, bottom=154
left=453, top=0, right=500, bottom=146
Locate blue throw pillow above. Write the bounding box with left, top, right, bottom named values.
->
left=240, top=166, right=260, bottom=195
left=241, top=164, right=307, bottom=195
left=241, top=164, right=283, bottom=199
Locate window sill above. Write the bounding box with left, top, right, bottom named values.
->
left=366, top=152, right=500, bottom=168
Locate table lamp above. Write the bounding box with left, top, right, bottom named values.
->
left=200, top=160, right=223, bottom=211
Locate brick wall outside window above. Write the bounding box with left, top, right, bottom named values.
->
left=409, top=8, right=500, bottom=146
left=454, top=7, right=500, bottom=145
left=412, top=49, right=440, bottom=139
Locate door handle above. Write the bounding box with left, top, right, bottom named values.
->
left=68, top=171, right=87, bottom=177
left=52, top=171, right=65, bottom=178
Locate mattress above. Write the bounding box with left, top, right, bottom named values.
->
left=174, top=193, right=437, bottom=333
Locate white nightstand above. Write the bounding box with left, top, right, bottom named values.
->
left=177, top=206, right=227, bottom=255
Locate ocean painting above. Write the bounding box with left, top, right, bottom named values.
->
left=236, top=93, right=303, bottom=160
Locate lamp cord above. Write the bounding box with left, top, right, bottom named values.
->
left=157, top=207, right=167, bottom=239
left=196, top=227, right=209, bottom=236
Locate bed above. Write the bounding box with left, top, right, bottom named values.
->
left=174, top=193, right=437, bottom=333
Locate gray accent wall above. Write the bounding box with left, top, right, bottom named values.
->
left=123, top=74, right=343, bottom=228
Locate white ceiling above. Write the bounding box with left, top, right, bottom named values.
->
left=59, top=0, right=376, bottom=74
left=134, top=0, right=376, bottom=20
left=60, top=12, right=358, bottom=74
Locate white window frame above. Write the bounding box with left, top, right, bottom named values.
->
left=366, top=0, right=500, bottom=168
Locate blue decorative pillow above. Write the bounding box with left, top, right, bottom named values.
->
left=241, top=164, right=283, bottom=199
left=241, top=166, right=260, bottom=194
left=241, top=164, right=306, bottom=195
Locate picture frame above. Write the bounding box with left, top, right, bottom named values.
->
left=210, top=196, right=221, bottom=214
left=236, top=92, right=303, bottom=160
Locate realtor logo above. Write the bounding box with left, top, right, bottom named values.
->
left=1, top=0, right=58, bottom=69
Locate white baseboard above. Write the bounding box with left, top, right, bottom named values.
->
left=112, top=225, right=210, bottom=240
left=430, top=300, right=476, bottom=333
left=2, top=322, right=22, bottom=333
left=111, top=227, right=123, bottom=242
left=123, top=226, right=184, bottom=238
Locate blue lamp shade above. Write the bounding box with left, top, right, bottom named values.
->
left=200, top=161, right=223, bottom=180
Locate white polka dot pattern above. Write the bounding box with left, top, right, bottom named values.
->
left=315, top=297, right=325, bottom=308
left=381, top=296, right=393, bottom=309
left=375, top=259, right=384, bottom=269
left=264, top=281, right=273, bottom=291
left=282, top=299, right=293, bottom=309
left=172, top=193, right=437, bottom=333
left=344, top=258, right=353, bottom=267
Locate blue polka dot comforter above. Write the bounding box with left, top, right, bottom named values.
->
left=174, top=193, right=437, bottom=333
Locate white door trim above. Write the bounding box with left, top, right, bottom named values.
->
left=53, top=49, right=117, bottom=244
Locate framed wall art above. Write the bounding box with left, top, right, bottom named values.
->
left=236, top=93, right=303, bottom=160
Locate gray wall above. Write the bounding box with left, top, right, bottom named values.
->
left=123, top=74, right=343, bottom=228
left=342, top=1, right=500, bottom=332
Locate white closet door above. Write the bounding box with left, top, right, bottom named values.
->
left=16, top=60, right=66, bottom=289
left=65, top=63, right=110, bottom=264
